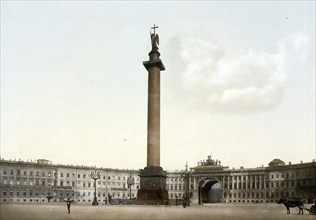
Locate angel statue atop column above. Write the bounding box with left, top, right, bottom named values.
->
left=150, top=24, right=159, bottom=52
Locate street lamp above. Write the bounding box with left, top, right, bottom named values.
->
left=181, top=162, right=192, bottom=206
left=127, top=173, right=134, bottom=200
left=90, top=167, right=100, bottom=206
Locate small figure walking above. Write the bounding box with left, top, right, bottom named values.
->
left=183, top=197, right=187, bottom=208
left=65, top=198, right=72, bottom=214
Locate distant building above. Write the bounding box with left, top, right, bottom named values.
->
left=0, top=158, right=315, bottom=204
left=188, top=158, right=316, bottom=204
left=0, top=159, right=139, bottom=204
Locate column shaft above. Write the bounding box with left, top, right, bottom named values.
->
left=147, top=66, right=160, bottom=167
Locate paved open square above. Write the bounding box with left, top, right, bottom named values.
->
left=0, top=203, right=315, bottom=220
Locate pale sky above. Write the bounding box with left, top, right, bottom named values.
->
left=1, top=1, right=315, bottom=171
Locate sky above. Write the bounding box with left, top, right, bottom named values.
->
left=1, top=1, right=315, bottom=171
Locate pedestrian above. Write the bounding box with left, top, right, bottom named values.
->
left=182, top=197, right=187, bottom=208
left=66, top=198, right=72, bottom=214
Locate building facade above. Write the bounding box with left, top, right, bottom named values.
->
left=0, top=159, right=139, bottom=204
left=189, top=158, right=316, bottom=204
left=0, top=158, right=315, bottom=204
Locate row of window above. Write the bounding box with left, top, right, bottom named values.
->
left=167, top=177, right=186, bottom=183
left=2, top=179, right=52, bottom=186
left=167, top=184, right=186, bottom=191
left=58, top=180, right=140, bottom=189
left=62, top=173, right=140, bottom=182
left=223, top=171, right=314, bottom=182
left=1, top=170, right=141, bottom=182
left=224, top=191, right=295, bottom=199
left=2, top=169, right=52, bottom=177
left=2, top=190, right=53, bottom=197
left=223, top=179, right=315, bottom=190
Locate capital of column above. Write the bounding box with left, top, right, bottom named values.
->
left=143, top=51, right=165, bottom=71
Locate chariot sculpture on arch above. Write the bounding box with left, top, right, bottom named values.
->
left=150, top=24, right=159, bottom=52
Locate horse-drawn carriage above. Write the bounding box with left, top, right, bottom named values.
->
left=278, top=199, right=316, bottom=215
left=306, top=203, right=316, bottom=215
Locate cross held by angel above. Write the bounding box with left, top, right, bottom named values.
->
left=150, top=24, right=159, bottom=51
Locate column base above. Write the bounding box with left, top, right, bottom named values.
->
left=137, top=166, right=169, bottom=204
left=137, top=189, right=169, bottom=205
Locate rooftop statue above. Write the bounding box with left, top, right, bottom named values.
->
left=198, top=155, right=221, bottom=166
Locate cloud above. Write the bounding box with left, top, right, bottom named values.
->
left=166, top=32, right=309, bottom=114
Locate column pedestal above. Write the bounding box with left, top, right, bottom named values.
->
left=137, top=166, right=168, bottom=204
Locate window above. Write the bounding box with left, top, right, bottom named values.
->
left=42, top=181, right=45, bottom=186
left=83, top=174, right=86, bottom=178
left=3, top=191, right=7, bottom=196
left=10, top=170, right=14, bottom=175
left=17, top=191, right=20, bottom=196
left=78, top=174, right=80, bottom=178
left=24, top=171, right=27, bottom=176
left=36, top=171, right=39, bottom=177
left=42, top=172, right=45, bottom=177
left=30, top=171, right=33, bottom=176
left=3, top=169, right=7, bottom=175
left=60, top=181, right=63, bottom=186
left=17, top=170, right=21, bottom=176
left=61, top=173, right=63, bottom=178
left=48, top=172, right=51, bottom=177
left=67, top=173, right=69, bottom=178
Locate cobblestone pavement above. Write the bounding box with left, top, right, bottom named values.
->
left=0, top=203, right=315, bottom=220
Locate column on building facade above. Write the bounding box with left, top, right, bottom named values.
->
left=249, top=175, right=252, bottom=189
left=263, top=174, right=266, bottom=189
left=232, top=176, right=234, bottom=190
left=227, top=176, right=230, bottom=190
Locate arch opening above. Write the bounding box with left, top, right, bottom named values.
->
left=199, top=179, right=222, bottom=203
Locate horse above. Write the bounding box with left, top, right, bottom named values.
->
left=278, top=199, right=304, bottom=215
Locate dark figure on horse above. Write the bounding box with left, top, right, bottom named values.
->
left=278, top=198, right=304, bottom=215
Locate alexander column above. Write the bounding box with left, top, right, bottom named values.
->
left=137, top=25, right=168, bottom=204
